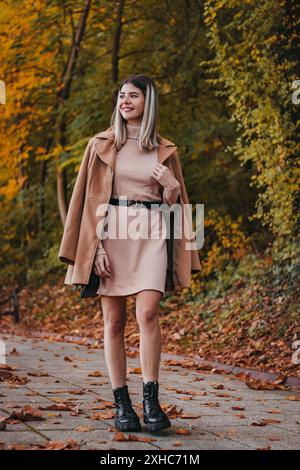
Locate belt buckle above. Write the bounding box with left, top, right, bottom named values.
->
left=128, top=198, right=142, bottom=208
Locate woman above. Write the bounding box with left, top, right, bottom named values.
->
left=58, top=74, right=201, bottom=433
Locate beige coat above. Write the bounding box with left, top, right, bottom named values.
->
left=58, top=126, right=201, bottom=291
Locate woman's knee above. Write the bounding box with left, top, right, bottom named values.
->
left=101, top=297, right=126, bottom=335
left=104, top=313, right=126, bottom=335
left=136, top=307, right=159, bottom=327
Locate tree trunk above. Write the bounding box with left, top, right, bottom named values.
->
left=56, top=0, right=92, bottom=226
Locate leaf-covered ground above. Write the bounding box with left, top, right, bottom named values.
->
left=1, top=271, right=299, bottom=379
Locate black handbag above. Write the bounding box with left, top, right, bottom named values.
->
left=79, top=272, right=100, bottom=298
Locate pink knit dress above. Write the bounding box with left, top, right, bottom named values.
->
left=96, top=123, right=180, bottom=297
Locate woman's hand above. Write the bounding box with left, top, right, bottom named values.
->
left=150, top=163, right=179, bottom=189
left=93, top=252, right=111, bottom=278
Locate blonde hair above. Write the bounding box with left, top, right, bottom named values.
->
left=110, top=74, right=161, bottom=152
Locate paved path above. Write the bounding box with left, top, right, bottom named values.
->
left=0, top=334, right=299, bottom=450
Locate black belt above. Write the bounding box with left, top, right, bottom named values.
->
left=109, top=197, right=164, bottom=209
left=108, top=197, right=175, bottom=291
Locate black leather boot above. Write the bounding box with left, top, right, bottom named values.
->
left=112, top=384, right=141, bottom=432
left=143, top=381, right=171, bottom=432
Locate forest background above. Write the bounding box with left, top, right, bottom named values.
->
left=0, top=0, right=299, bottom=377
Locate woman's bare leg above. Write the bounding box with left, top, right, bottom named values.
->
left=101, top=295, right=127, bottom=389
left=135, top=290, right=163, bottom=383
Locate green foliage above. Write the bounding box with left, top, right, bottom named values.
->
left=0, top=0, right=299, bottom=298
left=203, top=0, right=300, bottom=261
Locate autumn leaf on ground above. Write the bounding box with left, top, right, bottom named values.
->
left=163, top=359, right=183, bottom=367
left=90, top=404, right=109, bottom=410
left=112, top=432, right=127, bottom=442
left=176, top=389, right=199, bottom=396
left=0, top=367, right=28, bottom=384
left=27, top=371, right=49, bottom=377
left=259, top=418, right=281, bottom=425
left=44, top=439, right=79, bottom=450
left=195, top=364, right=213, bottom=371
left=7, top=444, right=28, bottom=450
left=127, top=435, right=156, bottom=442
left=180, top=412, right=201, bottom=418
left=88, top=370, right=103, bottom=377
left=39, top=403, right=77, bottom=412
left=96, top=398, right=115, bottom=407
left=127, top=367, right=142, bottom=374
left=9, top=348, right=20, bottom=356
left=209, top=382, right=224, bottom=390
left=91, top=411, right=115, bottom=420
left=75, top=426, right=91, bottom=432
left=0, top=364, right=17, bottom=371
left=10, top=406, right=45, bottom=422
left=175, top=428, right=191, bottom=435
left=234, top=413, right=246, bottom=418
left=286, top=395, right=300, bottom=401
left=164, top=404, right=183, bottom=419
left=246, top=379, right=276, bottom=390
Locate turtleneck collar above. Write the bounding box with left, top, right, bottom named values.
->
left=126, top=122, right=142, bottom=139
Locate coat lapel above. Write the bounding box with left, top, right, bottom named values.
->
left=93, top=126, right=177, bottom=168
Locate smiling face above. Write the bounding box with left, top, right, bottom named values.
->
left=118, top=82, right=145, bottom=125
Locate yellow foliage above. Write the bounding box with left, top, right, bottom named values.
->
left=201, top=210, right=251, bottom=278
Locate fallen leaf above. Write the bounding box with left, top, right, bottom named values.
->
left=127, top=367, right=142, bottom=374
left=286, top=395, right=300, bottom=401
left=39, top=403, right=76, bottom=412
left=112, top=432, right=127, bottom=442
left=127, top=435, right=155, bottom=442
left=209, top=382, right=224, bottom=390
left=175, top=428, right=191, bottom=435
left=180, top=413, right=201, bottom=419
left=27, top=371, right=49, bottom=377
left=9, top=348, right=20, bottom=356
left=88, top=371, right=103, bottom=377
left=75, top=426, right=91, bottom=432
left=91, top=411, right=115, bottom=420
left=10, top=406, right=45, bottom=422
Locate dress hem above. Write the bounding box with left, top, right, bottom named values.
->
left=97, top=287, right=165, bottom=297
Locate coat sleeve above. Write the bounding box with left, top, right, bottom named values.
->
left=162, top=179, right=180, bottom=206
left=58, top=138, right=93, bottom=265
left=172, top=149, right=201, bottom=273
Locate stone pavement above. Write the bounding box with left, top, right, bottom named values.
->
left=0, top=333, right=299, bottom=450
